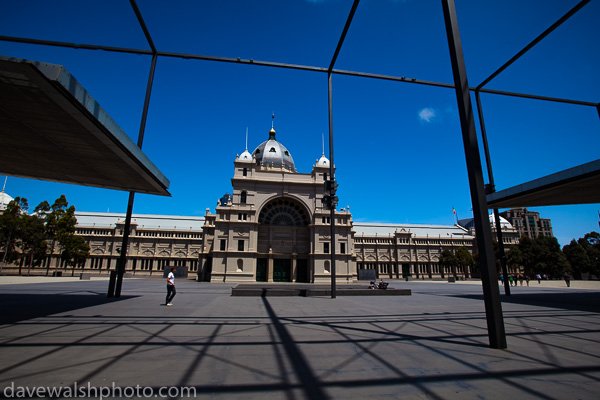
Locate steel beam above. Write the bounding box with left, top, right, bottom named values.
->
left=2, top=35, right=597, bottom=109
left=328, top=72, right=337, bottom=299
left=109, top=1, right=159, bottom=298
left=478, top=0, right=592, bottom=90
left=475, top=91, right=511, bottom=296
left=442, top=0, right=507, bottom=349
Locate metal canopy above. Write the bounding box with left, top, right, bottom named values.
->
left=0, top=0, right=597, bottom=348
left=0, top=56, right=170, bottom=196
left=486, top=159, right=600, bottom=209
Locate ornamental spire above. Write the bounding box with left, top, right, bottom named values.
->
left=269, top=112, right=276, bottom=140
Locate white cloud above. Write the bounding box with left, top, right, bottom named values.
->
left=418, top=107, right=436, bottom=123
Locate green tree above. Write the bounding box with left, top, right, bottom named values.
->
left=44, top=195, right=77, bottom=275
left=0, top=197, right=28, bottom=271
left=518, top=234, right=569, bottom=278
left=439, top=249, right=458, bottom=278
left=61, top=234, right=90, bottom=276
left=506, top=245, right=523, bottom=275
left=18, top=212, right=48, bottom=276
left=564, top=232, right=600, bottom=279
left=562, top=239, right=591, bottom=279
left=456, top=246, right=474, bottom=278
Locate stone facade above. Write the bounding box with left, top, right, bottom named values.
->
left=198, top=126, right=355, bottom=283
left=5, top=124, right=540, bottom=281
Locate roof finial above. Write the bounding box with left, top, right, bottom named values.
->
left=322, top=132, right=325, bottom=156
left=1, top=176, right=6, bottom=192
left=245, top=127, right=248, bottom=151
left=269, top=112, right=276, bottom=140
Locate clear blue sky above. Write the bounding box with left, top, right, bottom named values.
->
left=1, top=0, right=599, bottom=246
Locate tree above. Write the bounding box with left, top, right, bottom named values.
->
left=0, top=197, right=28, bottom=271
left=61, top=234, right=90, bottom=276
left=506, top=245, right=523, bottom=275
left=439, top=249, right=458, bottom=278
left=518, top=234, right=569, bottom=278
left=564, top=232, right=600, bottom=279
left=563, top=239, right=591, bottom=279
left=456, top=246, right=474, bottom=278
left=44, top=195, right=77, bottom=275
left=18, top=212, right=48, bottom=276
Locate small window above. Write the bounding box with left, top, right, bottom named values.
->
left=324, top=173, right=328, bottom=181
left=241, top=191, right=247, bottom=204
left=238, top=213, right=242, bottom=220
left=243, top=168, right=247, bottom=177
left=255, top=148, right=261, bottom=154
left=238, top=240, right=244, bottom=251
left=220, top=239, right=226, bottom=251
left=340, top=243, right=346, bottom=254
left=284, top=151, right=289, bottom=156
left=324, top=242, right=329, bottom=254
left=269, top=147, right=276, bottom=152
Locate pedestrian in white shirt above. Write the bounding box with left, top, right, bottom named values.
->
left=166, top=267, right=176, bottom=306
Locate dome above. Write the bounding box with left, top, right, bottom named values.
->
left=489, top=213, right=513, bottom=229
left=252, top=127, right=295, bottom=171
left=317, top=153, right=330, bottom=168
left=238, top=149, right=253, bottom=163
left=0, top=190, right=14, bottom=211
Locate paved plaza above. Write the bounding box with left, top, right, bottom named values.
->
left=1, top=276, right=599, bottom=399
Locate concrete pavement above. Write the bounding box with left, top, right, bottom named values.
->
left=1, top=277, right=599, bottom=399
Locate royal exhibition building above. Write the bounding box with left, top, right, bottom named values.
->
left=1, top=124, right=551, bottom=283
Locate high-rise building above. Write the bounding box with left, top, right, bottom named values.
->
left=500, top=208, right=553, bottom=238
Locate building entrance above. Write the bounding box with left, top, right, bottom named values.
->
left=296, top=259, right=309, bottom=283
left=257, top=197, right=311, bottom=283
left=256, top=258, right=267, bottom=282
left=273, top=259, right=291, bottom=282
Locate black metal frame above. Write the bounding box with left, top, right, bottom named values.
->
left=1, top=0, right=598, bottom=348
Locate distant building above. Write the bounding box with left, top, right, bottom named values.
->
left=3, top=123, right=487, bottom=281
left=500, top=208, right=553, bottom=238
left=458, top=213, right=521, bottom=252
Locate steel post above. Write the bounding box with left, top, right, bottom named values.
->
left=328, top=72, right=337, bottom=299
left=475, top=91, right=511, bottom=296
left=442, top=0, right=507, bottom=349
left=108, top=3, right=158, bottom=296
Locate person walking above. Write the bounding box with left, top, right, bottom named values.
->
left=166, top=267, right=176, bottom=306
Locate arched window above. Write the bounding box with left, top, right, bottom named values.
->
left=241, top=191, right=247, bottom=204
left=258, top=198, right=309, bottom=226
left=237, top=259, right=243, bottom=272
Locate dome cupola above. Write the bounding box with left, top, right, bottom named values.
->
left=237, top=128, right=254, bottom=163
left=238, top=149, right=253, bottom=162
left=253, top=125, right=295, bottom=171
left=0, top=190, right=14, bottom=211
left=317, top=153, right=330, bottom=168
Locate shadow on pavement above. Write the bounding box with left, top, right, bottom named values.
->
left=453, top=292, right=600, bottom=313
left=0, top=293, right=138, bottom=324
